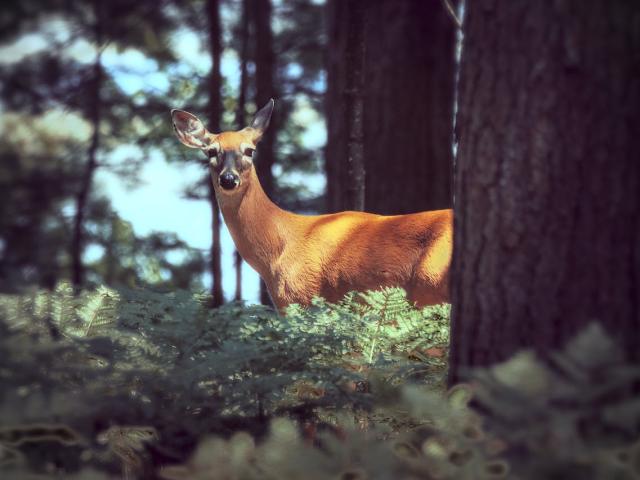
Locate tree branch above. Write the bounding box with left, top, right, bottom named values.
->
left=440, top=0, right=462, bottom=29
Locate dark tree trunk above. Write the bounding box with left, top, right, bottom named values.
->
left=252, top=0, right=276, bottom=197
left=449, top=0, right=640, bottom=385
left=207, top=0, right=224, bottom=307
left=344, top=0, right=366, bottom=211
left=71, top=0, right=103, bottom=289
left=104, top=213, right=116, bottom=285
left=234, top=0, right=250, bottom=302
left=326, top=0, right=456, bottom=214
left=235, top=0, right=250, bottom=129
left=251, top=0, right=276, bottom=306
left=325, top=0, right=347, bottom=213
left=363, top=0, right=455, bottom=214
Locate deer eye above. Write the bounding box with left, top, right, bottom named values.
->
left=207, top=142, right=220, bottom=158
left=243, top=147, right=255, bottom=157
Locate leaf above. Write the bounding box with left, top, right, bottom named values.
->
left=490, top=351, right=550, bottom=396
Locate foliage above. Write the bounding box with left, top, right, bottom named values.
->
left=154, top=327, right=640, bottom=480
left=1, top=285, right=638, bottom=479
left=0, top=284, right=448, bottom=478
left=157, top=329, right=640, bottom=480
left=471, top=323, right=640, bottom=479
left=0, top=0, right=190, bottom=292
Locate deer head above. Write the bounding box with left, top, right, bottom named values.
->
left=171, top=99, right=274, bottom=199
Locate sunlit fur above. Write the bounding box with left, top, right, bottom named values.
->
left=214, top=165, right=452, bottom=310
left=172, top=108, right=452, bottom=310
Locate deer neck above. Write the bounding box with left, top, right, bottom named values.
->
left=216, top=167, right=297, bottom=278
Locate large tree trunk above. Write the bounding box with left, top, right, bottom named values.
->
left=325, top=0, right=456, bottom=214
left=449, top=0, right=640, bottom=385
left=71, top=0, right=103, bottom=289
left=251, top=0, right=276, bottom=306
left=207, top=0, right=224, bottom=307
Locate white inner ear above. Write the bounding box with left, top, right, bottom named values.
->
left=182, top=119, right=209, bottom=148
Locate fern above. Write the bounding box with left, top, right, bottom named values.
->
left=156, top=325, right=640, bottom=480
left=50, top=281, right=76, bottom=333
left=2, top=285, right=634, bottom=479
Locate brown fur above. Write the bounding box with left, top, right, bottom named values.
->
left=215, top=166, right=452, bottom=311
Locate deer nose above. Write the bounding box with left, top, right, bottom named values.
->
left=219, top=171, right=240, bottom=190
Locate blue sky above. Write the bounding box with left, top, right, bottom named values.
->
left=0, top=14, right=326, bottom=303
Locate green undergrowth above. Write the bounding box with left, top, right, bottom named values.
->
left=0, top=283, right=449, bottom=478
left=0, top=284, right=638, bottom=479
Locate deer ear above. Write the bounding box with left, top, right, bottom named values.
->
left=171, top=109, right=212, bottom=149
left=248, top=99, right=274, bottom=141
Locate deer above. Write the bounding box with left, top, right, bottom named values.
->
left=171, top=100, right=452, bottom=311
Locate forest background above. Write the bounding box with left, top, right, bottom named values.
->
left=1, top=0, right=459, bottom=307
left=1, top=0, right=333, bottom=305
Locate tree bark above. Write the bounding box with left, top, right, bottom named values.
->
left=325, top=0, right=347, bottom=213
left=251, top=0, right=276, bottom=306
left=207, top=0, right=224, bottom=307
left=71, top=0, right=103, bottom=289
left=344, top=0, right=365, bottom=211
left=326, top=0, right=456, bottom=214
left=449, top=0, right=640, bottom=385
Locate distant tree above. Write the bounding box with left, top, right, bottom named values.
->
left=449, top=1, right=640, bottom=384
left=0, top=0, right=180, bottom=291
left=69, top=0, right=177, bottom=288
left=251, top=0, right=277, bottom=305
left=269, top=0, right=327, bottom=213
left=90, top=206, right=138, bottom=287
left=87, top=203, right=206, bottom=290
left=0, top=120, right=204, bottom=292
left=252, top=0, right=276, bottom=199
left=206, top=0, right=224, bottom=307
left=0, top=113, right=80, bottom=290
left=232, top=0, right=251, bottom=302
left=70, top=0, right=104, bottom=288
left=325, top=0, right=456, bottom=214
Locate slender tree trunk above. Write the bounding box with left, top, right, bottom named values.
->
left=344, top=0, right=365, bottom=211
left=251, top=0, right=276, bottom=305
left=233, top=245, right=243, bottom=302
left=233, top=0, right=250, bottom=302
left=325, top=0, right=456, bottom=214
left=236, top=0, right=250, bottom=129
left=207, top=0, right=224, bottom=307
left=449, top=0, right=640, bottom=385
left=71, top=0, right=103, bottom=289
left=104, top=213, right=116, bottom=285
